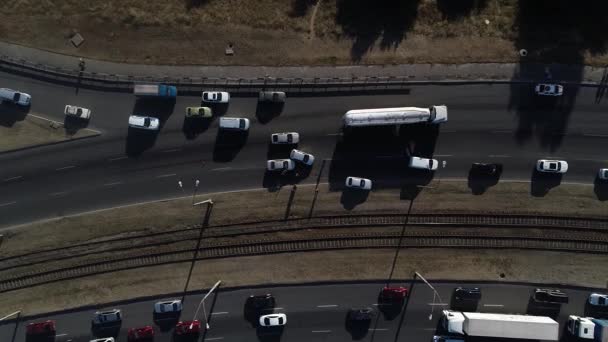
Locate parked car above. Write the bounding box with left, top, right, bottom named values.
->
left=589, top=293, right=608, bottom=307
left=290, top=149, right=314, bottom=166
left=409, top=156, right=439, bottom=171
left=345, top=176, right=372, bottom=190
left=219, top=117, right=249, bottom=131
left=536, top=159, right=568, bottom=174
left=259, top=314, right=287, bottom=327
left=267, top=159, right=295, bottom=172
left=185, top=106, right=212, bottom=118
left=26, top=320, right=56, bottom=336
left=127, top=326, right=154, bottom=341
left=598, top=168, right=608, bottom=180
left=0, top=87, right=31, bottom=106
left=128, top=115, right=159, bottom=131
left=246, top=294, right=276, bottom=313
left=271, top=132, right=299, bottom=144
left=533, top=288, right=569, bottom=304
left=202, top=91, right=230, bottom=104
left=453, top=287, right=482, bottom=301
left=154, top=299, right=182, bottom=314
left=535, top=83, right=563, bottom=96
left=92, top=309, right=122, bottom=326
left=174, top=320, right=201, bottom=336
left=379, top=287, right=408, bottom=303
left=64, top=105, right=91, bottom=120
left=90, top=338, right=115, bottom=342
left=259, top=91, right=286, bottom=103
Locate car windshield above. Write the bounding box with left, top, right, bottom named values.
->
left=144, top=118, right=151, bottom=127
left=303, top=155, right=309, bottom=162
left=549, top=162, right=557, bottom=169
left=239, top=120, right=245, bottom=129
left=216, top=93, right=222, bottom=101
left=360, top=180, right=365, bottom=187
left=13, top=93, right=20, bottom=101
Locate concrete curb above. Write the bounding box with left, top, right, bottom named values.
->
left=0, top=131, right=102, bottom=155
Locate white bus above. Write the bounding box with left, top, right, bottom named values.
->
left=342, top=106, right=448, bottom=128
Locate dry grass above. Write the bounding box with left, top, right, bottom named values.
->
left=1, top=0, right=607, bottom=65
left=0, top=114, right=99, bottom=152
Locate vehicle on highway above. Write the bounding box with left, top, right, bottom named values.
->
left=26, top=320, right=56, bottom=337
left=90, top=338, right=115, bottom=342
left=347, top=307, right=374, bottom=323
left=453, top=287, right=482, bottom=302
left=246, top=294, right=276, bottom=313
left=378, top=286, right=408, bottom=303
left=259, top=91, right=286, bottom=103
left=536, top=159, right=568, bottom=174
left=433, top=336, right=465, bottom=342
left=127, top=326, right=154, bottom=341
left=566, top=315, right=595, bottom=339
left=409, top=156, right=439, bottom=171
left=532, top=288, right=569, bottom=304
left=154, top=299, right=182, bottom=314
left=92, top=309, right=122, bottom=326
left=0, top=87, right=31, bottom=106
left=259, top=313, right=287, bottom=327
left=64, top=105, right=91, bottom=120
left=470, top=163, right=501, bottom=176
left=219, top=117, right=250, bottom=131
left=174, top=320, right=201, bottom=337
left=185, top=106, right=212, bottom=118
left=343, top=106, right=448, bottom=128
left=345, top=176, right=372, bottom=190
left=599, top=168, right=608, bottom=181
left=271, top=132, right=299, bottom=144
left=134, top=84, right=177, bottom=98
left=267, top=159, right=295, bottom=172
left=535, top=83, right=563, bottom=96
left=202, top=91, right=230, bottom=104
left=589, top=293, right=608, bottom=307
left=290, top=149, right=314, bottom=166
left=128, top=115, right=160, bottom=131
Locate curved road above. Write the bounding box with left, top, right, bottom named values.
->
left=1, top=71, right=608, bottom=227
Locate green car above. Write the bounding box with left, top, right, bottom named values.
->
left=185, top=106, right=212, bottom=118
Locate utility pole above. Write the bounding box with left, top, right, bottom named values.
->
left=191, top=281, right=222, bottom=330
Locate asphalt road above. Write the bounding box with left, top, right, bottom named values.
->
left=1, top=71, right=608, bottom=227
left=0, top=281, right=604, bottom=342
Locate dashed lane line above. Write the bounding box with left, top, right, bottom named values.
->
left=162, top=148, right=181, bottom=153
left=205, top=337, right=224, bottom=341
left=50, top=191, right=68, bottom=197
left=104, top=181, right=124, bottom=187
left=312, top=330, right=332, bottom=333
left=55, top=165, right=76, bottom=171
left=317, top=304, right=338, bottom=308
left=488, top=154, right=511, bottom=158
left=156, top=173, right=177, bottom=178
left=211, top=312, right=229, bottom=315
left=108, top=156, right=128, bottom=161
left=3, top=176, right=22, bottom=182
left=0, top=201, right=17, bottom=207
left=483, top=304, right=504, bottom=307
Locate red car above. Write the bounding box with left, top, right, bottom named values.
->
left=127, top=326, right=154, bottom=341
left=379, top=287, right=409, bottom=303
left=175, top=320, right=201, bottom=336
left=26, top=320, right=56, bottom=336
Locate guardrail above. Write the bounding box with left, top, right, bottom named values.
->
left=0, top=54, right=533, bottom=95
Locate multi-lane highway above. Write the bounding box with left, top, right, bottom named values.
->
left=0, top=281, right=603, bottom=342
left=2, top=71, right=608, bottom=227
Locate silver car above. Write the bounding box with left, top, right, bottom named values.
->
left=267, top=159, right=295, bottom=171
left=535, top=83, right=563, bottom=96
left=290, top=149, right=314, bottom=166
left=345, top=176, right=372, bottom=190
left=536, top=159, right=568, bottom=174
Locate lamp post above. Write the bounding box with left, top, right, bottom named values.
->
left=192, top=180, right=200, bottom=204
left=191, top=280, right=222, bottom=330
left=414, top=272, right=444, bottom=320
left=0, top=311, right=20, bottom=321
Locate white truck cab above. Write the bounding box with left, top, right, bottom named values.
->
left=567, top=315, right=595, bottom=339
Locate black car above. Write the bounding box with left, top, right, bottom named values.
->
left=347, top=307, right=374, bottom=322
left=453, top=287, right=482, bottom=301
left=533, top=288, right=569, bottom=304
left=246, top=294, right=276, bottom=312
left=471, top=163, right=502, bottom=176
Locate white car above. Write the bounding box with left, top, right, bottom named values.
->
left=128, top=115, right=160, bottom=131
left=90, top=338, right=115, bottom=342
left=267, top=159, right=295, bottom=172
left=64, top=105, right=91, bottom=120
left=588, top=293, right=608, bottom=306
left=535, top=83, right=563, bottom=96
left=290, top=149, right=314, bottom=166
left=598, top=168, right=608, bottom=180
left=409, top=156, right=439, bottom=171
left=433, top=336, right=464, bottom=342
left=271, top=132, right=299, bottom=144
left=0, top=88, right=31, bottom=106
left=92, top=309, right=122, bottom=326
left=259, top=313, right=287, bottom=327
left=536, top=159, right=568, bottom=174
left=154, top=299, right=183, bottom=314
left=202, top=91, right=230, bottom=104
left=345, top=176, right=372, bottom=190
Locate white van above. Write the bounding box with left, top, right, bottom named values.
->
left=409, top=156, right=438, bottom=171
left=219, top=117, right=250, bottom=131
left=0, top=88, right=31, bottom=106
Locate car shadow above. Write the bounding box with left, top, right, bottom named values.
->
left=133, top=98, right=176, bottom=128
left=530, top=169, right=562, bottom=197
left=256, top=326, right=284, bottom=342
left=0, top=103, right=29, bottom=127
left=467, top=165, right=503, bottom=195
left=213, top=130, right=248, bottom=162
left=63, top=115, right=89, bottom=136
left=182, top=117, right=214, bottom=140
left=153, top=314, right=179, bottom=332
left=266, top=143, right=296, bottom=160
left=344, top=316, right=370, bottom=340
left=209, top=103, right=229, bottom=117
left=340, top=188, right=370, bottom=210
left=594, top=176, right=608, bottom=201
left=449, top=295, right=479, bottom=312
left=262, top=169, right=309, bottom=192
left=256, top=102, right=285, bottom=124
left=526, top=297, right=561, bottom=319
left=91, top=324, right=121, bottom=338
left=125, top=127, right=159, bottom=157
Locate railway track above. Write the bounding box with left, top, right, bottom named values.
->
left=0, top=214, right=607, bottom=293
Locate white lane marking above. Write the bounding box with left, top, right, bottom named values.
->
left=317, top=304, right=338, bottom=308
left=212, top=167, right=232, bottom=171
left=483, top=304, right=504, bottom=307
left=104, top=181, right=123, bottom=187
left=0, top=201, right=17, bottom=207
left=427, top=303, right=448, bottom=306
left=274, top=307, right=285, bottom=310
left=545, top=156, right=564, bottom=159
left=369, top=328, right=388, bottom=331
left=441, top=130, right=457, bottom=133
left=55, top=333, right=68, bottom=337
left=434, top=154, right=453, bottom=157
left=492, top=130, right=512, bottom=134
left=162, top=148, right=181, bottom=153
left=423, top=328, right=437, bottom=331
left=205, top=337, right=224, bottom=341
left=584, top=133, right=608, bottom=138
left=3, top=176, right=22, bottom=182
left=50, top=191, right=68, bottom=196
left=488, top=154, right=510, bottom=158
left=326, top=133, right=342, bottom=136
left=108, top=156, right=128, bottom=161
left=312, top=330, right=332, bottom=333
left=156, top=173, right=177, bottom=178
left=56, top=165, right=76, bottom=171
left=211, top=311, right=229, bottom=315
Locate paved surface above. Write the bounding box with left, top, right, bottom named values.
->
left=1, top=70, right=608, bottom=227
left=0, top=281, right=602, bottom=342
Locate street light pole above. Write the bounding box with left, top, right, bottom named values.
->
left=0, top=311, right=20, bottom=321
left=414, top=272, right=444, bottom=320
left=192, top=180, right=200, bottom=204
left=191, top=280, right=222, bottom=330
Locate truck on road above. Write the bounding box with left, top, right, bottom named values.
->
left=133, top=84, right=177, bottom=98
left=568, top=316, right=608, bottom=341
left=442, top=310, right=559, bottom=341
left=342, top=106, right=447, bottom=128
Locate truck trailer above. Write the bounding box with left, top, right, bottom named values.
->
left=133, top=84, right=177, bottom=98
left=593, top=319, right=608, bottom=342
left=442, top=310, right=559, bottom=341
left=342, top=106, right=447, bottom=128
